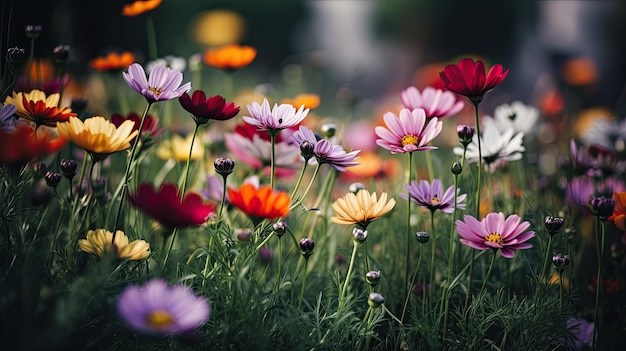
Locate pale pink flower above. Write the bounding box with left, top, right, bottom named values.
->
left=400, top=86, right=464, bottom=119
left=375, top=108, right=442, bottom=154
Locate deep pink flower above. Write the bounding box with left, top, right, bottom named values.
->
left=401, top=179, right=466, bottom=214
left=128, top=183, right=216, bottom=228
left=111, top=112, right=163, bottom=146
left=179, top=90, right=240, bottom=125
left=439, top=58, right=509, bottom=104
left=400, top=86, right=464, bottom=119
left=455, top=212, right=535, bottom=258
left=375, top=108, right=442, bottom=154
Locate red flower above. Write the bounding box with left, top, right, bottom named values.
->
left=128, top=183, right=216, bottom=228
left=439, top=57, right=509, bottom=104
left=179, top=90, right=240, bottom=125
left=22, top=95, right=76, bottom=127
left=111, top=112, right=163, bottom=146
left=227, top=183, right=290, bottom=224
left=0, top=124, right=66, bottom=166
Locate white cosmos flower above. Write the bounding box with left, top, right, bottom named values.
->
left=489, top=101, right=539, bottom=135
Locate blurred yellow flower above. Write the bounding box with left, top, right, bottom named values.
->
left=156, top=132, right=204, bottom=162
left=203, top=44, right=256, bottom=70
left=57, top=116, right=138, bottom=157
left=78, top=229, right=150, bottom=260
left=331, top=189, right=396, bottom=229
left=193, top=10, right=246, bottom=46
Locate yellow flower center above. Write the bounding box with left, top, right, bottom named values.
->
left=401, top=134, right=420, bottom=147
left=485, top=233, right=503, bottom=245
left=146, top=310, right=174, bottom=329
left=430, top=196, right=440, bottom=205
left=149, top=86, right=163, bottom=97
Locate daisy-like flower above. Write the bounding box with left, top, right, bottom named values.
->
left=111, top=112, right=163, bottom=147
left=156, top=132, right=204, bottom=162
left=401, top=179, right=466, bottom=214
left=117, top=278, right=210, bottom=336
left=56, top=116, right=138, bottom=161
left=128, top=183, right=216, bottom=228
left=608, top=192, right=626, bottom=231
left=227, top=183, right=290, bottom=224
left=400, top=86, right=464, bottom=119
left=0, top=103, right=17, bottom=131
left=89, top=51, right=136, bottom=71
left=0, top=123, right=66, bottom=166
left=489, top=100, right=539, bottom=135
left=439, top=57, right=509, bottom=104
left=146, top=55, right=187, bottom=74
left=202, top=44, right=257, bottom=71
left=455, top=212, right=535, bottom=258
left=179, top=90, right=240, bottom=125
left=122, top=0, right=162, bottom=16
left=242, top=98, right=309, bottom=135
left=122, top=63, right=191, bottom=103
left=330, top=189, right=396, bottom=229
left=453, top=121, right=524, bottom=173
left=78, top=229, right=150, bottom=260
left=5, top=90, right=76, bottom=127
left=565, top=176, right=625, bottom=210
left=375, top=108, right=443, bottom=154
left=290, top=125, right=361, bottom=172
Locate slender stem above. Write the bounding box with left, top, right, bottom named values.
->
left=218, top=176, right=227, bottom=219
left=442, top=172, right=460, bottom=336
left=593, top=219, right=606, bottom=350
left=290, top=160, right=309, bottom=201
left=478, top=250, right=496, bottom=297
left=339, top=240, right=360, bottom=310
left=57, top=66, right=65, bottom=108
left=464, top=250, right=476, bottom=312
left=276, top=237, right=283, bottom=294
left=540, top=236, right=553, bottom=281
left=424, top=149, right=434, bottom=181
left=559, top=273, right=564, bottom=311
left=160, top=227, right=178, bottom=275
left=289, top=163, right=321, bottom=211
left=429, top=211, right=436, bottom=304
left=404, top=152, right=413, bottom=307
left=298, top=257, right=310, bottom=309
left=145, top=15, right=158, bottom=60
left=180, top=124, right=200, bottom=201
left=269, top=133, right=276, bottom=190
left=473, top=102, right=482, bottom=220
left=401, top=242, right=423, bottom=323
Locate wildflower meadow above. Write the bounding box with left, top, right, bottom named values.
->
left=2, top=1, right=626, bottom=350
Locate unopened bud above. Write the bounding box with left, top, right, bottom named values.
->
left=451, top=162, right=462, bottom=175
left=299, top=238, right=315, bottom=258
left=214, top=157, right=235, bottom=177
left=353, top=228, right=367, bottom=243
left=365, top=271, right=381, bottom=286
left=45, top=171, right=62, bottom=187
left=272, top=221, right=287, bottom=237
left=368, top=292, right=384, bottom=309
left=416, top=231, right=430, bottom=244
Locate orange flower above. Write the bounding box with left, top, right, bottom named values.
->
left=203, top=44, right=256, bottom=70
left=227, top=183, right=290, bottom=223
left=281, top=93, right=320, bottom=110
left=89, top=51, right=136, bottom=71
left=122, top=0, right=162, bottom=16
left=0, top=124, right=66, bottom=166
left=608, top=192, right=626, bottom=231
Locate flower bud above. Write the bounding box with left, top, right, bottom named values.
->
left=544, top=216, right=564, bottom=236
left=588, top=195, right=615, bottom=219
left=45, top=171, right=62, bottom=187
left=214, top=157, right=235, bottom=177
left=235, top=228, right=252, bottom=241
left=299, top=238, right=315, bottom=258
left=348, top=182, right=365, bottom=194
left=272, top=221, right=287, bottom=237
left=320, top=123, right=337, bottom=139
left=353, top=228, right=367, bottom=243
left=299, top=141, right=315, bottom=160
left=367, top=292, right=384, bottom=309
left=7, top=47, right=26, bottom=65
left=451, top=162, right=463, bottom=175
left=53, top=44, right=71, bottom=64
left=365, top=271, right=382, bottom=287
left=25, top=25, right=42, bottom=39
left=60, top=159, right=78, bottom=180
left=416, top=231, right=430, bottom=244
left=457, top=125, right=475, bottom=146
left=552, top=254, right=571, bottom=272
left=33, top=162, right=47, bottom=178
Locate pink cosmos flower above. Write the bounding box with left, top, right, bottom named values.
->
left=122, top=63, right=191, bottom=103
left=242, top=98, right=309, bottom=134
left=401, top=179, right=466, bottom=213
left=375, top=108, right=442, bottom=154
left=290, top=125, right=361, bottom=172
left=400, top=86, right=464, bottom=119
left=439, top=58, right=509, bottom=103
left=455, top=212, right=535, bottom=258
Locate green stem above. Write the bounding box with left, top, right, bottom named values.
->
left=464, top=250, right=476, bottom=312
left=473, top=102, right=482, bottom=220
left=145, top=15, right=158, bottom=60
left=270, top=133, right=276, bottom=190
left=404, top=152, right=413, bottom=307
left=160, top=227, right=178, bottom=275
left=401, top=242, right=423, bottom=323
left=289, top=163, right=321, bottom=211
left=442, top=172, right=460, bottom=336
left=298, top=257, right=310, bottom=309
left=539, top=236, right=553, bottom=281
left=218, top=175, right=228, bottom=219
left=276, top=237, right=283, bottom=294
left=180, top=123, right=200, bottom=201
left=339, top=240, right=360, bottom=310
left=478, top=250, right=496, bottom=297
left=593, top=220, right=606, bottom=350
left=290, top=160, right=309, bottom=201
left=424, top=149, right=434, bottom=181
left=429, top=211, right=436, bottom=303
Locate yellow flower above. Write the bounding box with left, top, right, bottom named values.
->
left=78, top=229, right=150, bottom=260
left=5, top=89, right=71, bottom=122
left=56, top=116, right=138, bottom=157
left=156, top=132, right=204, bottom=162
left=330, top=189, right=396, bottom=229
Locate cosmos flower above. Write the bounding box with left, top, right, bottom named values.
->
left=401, top=179, right=466, bottom=214
left=453, top=121, right=524, bottom=173
left=0, top=103, right=17, bottom=131
left=330, top=189, right=396, bottom=229
left=489, top=100, right=539, bottom=135
left=78, top=229, right=150, bottom=260
left=608, top=192, right=626, bottom=231
left=455, top=212, right=535, bottom=258
left=242, top=98, right=309, bottom=135
left=375, top=108, right=443, bottom=154
left=565, top=176, right=625, bottom=210
left=128, top=183, right=216, bottom=228
left=400, top=86, right=464, bottom=119
left=202, top=44, right=257, bottom=70
left=117, top=279, right=210, bottom=336
left=111, top=112, right=163, bottom=147
left=5, top=90, right=76, bottom=127
left=56, top=116, right=138, bottom=159
left=439, top=57, right=509, bottom=104
left=89, top=51, right=135, bottom=71
left=290, top=125, right=360, bottom=172
left=0, top=123, right=66, bottom=166
left=227, top=183, right=290, bottom=224
left=122, top=0, right=162, bottom=16
left=156, top=132, right=204, bottom=162
left=179, top=90, right=240, bottom=125
left=122, top=63, right=191, bottom=103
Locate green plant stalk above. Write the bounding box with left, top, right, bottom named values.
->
left=289, top=163, right=321, bottom=211
left=429, top=211, right=436, bottom=304
left=290, top=160, right=309, bottom=201
left=464, top=250, right=476, bottom=312
left=559, top=273, right=564, bottom=311
left=592, top=219, right=606, bottom=350
left=145, top=15, right=158, bottom=60
left=180, top=123, right=200, bottom=201
left=401, top=242, right=423, bottom=323
left=160, top=226, right=178, bottom=275
left=339, top=239, right=360, bottom=310
left=270, top=133, right=276, bottom=190
left=472, top=101, right=482, bottom=220
left=404, top=152, right=413, bottom=307
left=298, top=257, right=310, bottom=309
left=442, top=171, right=460, bottom=336
left=478, top=249, right=497, bottom=297
left=276, top=236, right=283, bottom=294
left=218, top=175, right=228, bottom=219
left=539, top=235, right=553, bottom=281
left=424, top=149, right=434, bottom=181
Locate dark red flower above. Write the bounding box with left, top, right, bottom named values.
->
left=22, top=95, right=76, bottom=127
left=439, top=57, right=509, bottom=104
left=0, top=124, right=67, bottom=166
left=111, top=112, right=163, bottom=146
left=128, top=183, right=216, bottom=228
left=179, top=90, right=240, bottom=125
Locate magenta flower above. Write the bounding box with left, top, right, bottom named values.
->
left=117, top=279, right=210, bottom=336
left=401, top=179, right=466, bottom=213
left=179, top=90, right=240, bottom=125
left=122, top=63, right=191, bottom=103
left=455, top=212, right=535, bottom=258
left=439, top=57, right=509, bottom=104
left=111, top=112, right=163, bottom=147
left=242, top=98, right=309, bottom=135
left=400, top=86, right=464, bottom=120
left=375, top=108, right=443, bottom=154
left=290, top=125, right=361, bottom=172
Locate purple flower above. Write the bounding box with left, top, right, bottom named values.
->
left=242, top=98, right=309, bottom=134
left=375, top=108, right=442, bottom=154
left=401, top=179, right=466, bottom=213
left=400, top=86, right=464, bottom=120
left=122, top=63, right=191, bottom=103
left=455, top=212, right=535, bottom=258
left=0, top=103, right=17, bottom=132
left=116, top=279, right=210, bottom=336
left=290, top=125, right=360, bottom=172
left=565, top=317, right=595, bottom=350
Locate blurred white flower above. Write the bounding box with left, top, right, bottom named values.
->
left=489, top=101, right=539, bottom=135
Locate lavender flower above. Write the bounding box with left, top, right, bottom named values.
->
left=122, top=63, right=191, bottom=103
left=290, top=125, right=360, bottom=172
left=243, top=98, right=309, bottom=134
left=0, top=103, right=17, bottom=132
left=401, top=179, right=466, bottom=214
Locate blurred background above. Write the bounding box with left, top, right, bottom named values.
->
left=4, top=0, right=626, bottom=118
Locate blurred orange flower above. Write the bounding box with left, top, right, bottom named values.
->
left=608, top=192, right=626, bottom=231
left=203, top=44, right=256, bottom=70
left=0, top=124, right=66, bottom=166
left=122, top=0, right=162, bottom=16
left=89, top=51, right=136, bottom=71
left=281, top=93, right=320, bottom=110
left=561, top=57, right=598, bottom=86
left=227, top=183, right=290, bottom=224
